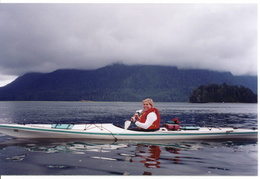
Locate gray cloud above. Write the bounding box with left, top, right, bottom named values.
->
left=0, top=3, right=257, bottom=82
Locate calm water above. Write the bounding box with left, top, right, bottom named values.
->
left=0, top=101, right=258, bottom=175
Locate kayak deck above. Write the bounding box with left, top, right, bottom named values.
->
left=0, top=123, right=257, bottom=141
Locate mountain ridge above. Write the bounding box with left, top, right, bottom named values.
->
left=0, top=64, right=257, bottom=102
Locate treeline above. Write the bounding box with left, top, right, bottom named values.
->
left=0, top=64, right=257, bottom=102
left=189, top=83, right=257, bottom=103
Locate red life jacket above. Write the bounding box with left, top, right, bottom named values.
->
left=139, top=108, right=160, bottom=130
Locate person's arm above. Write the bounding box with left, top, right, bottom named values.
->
left=135, top=112, right=157, bottom=129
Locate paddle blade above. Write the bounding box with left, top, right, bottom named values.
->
left=124, top=120, right=131, bottom=130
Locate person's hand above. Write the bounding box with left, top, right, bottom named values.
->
left=131, top=117, right=136, bottom=122
left=134, top=113, right=140, bottom=120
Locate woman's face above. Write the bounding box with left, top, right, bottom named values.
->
left=143, top=101, right=152, bottom=111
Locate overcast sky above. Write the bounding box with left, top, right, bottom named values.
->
left=0, top=3, right=258, bottom=86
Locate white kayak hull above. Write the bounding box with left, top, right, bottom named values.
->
left=0, top=123, right=257, bottom=141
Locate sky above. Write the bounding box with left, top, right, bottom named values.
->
left=0, top=2, right=258, bottom=87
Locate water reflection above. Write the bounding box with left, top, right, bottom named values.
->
left=0, top=138, right=198, bottom=170
left=0, top=138, right=257, bottom=175
left=0, top=139, right=129, bottom=154
left=135, top=144, right=161, bottom=168
left=165, top=147, right=181, bottom=164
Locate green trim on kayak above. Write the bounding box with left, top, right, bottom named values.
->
left=180, top=126, right=200, bottom=130
left=51, top=124, right=74, bottom=129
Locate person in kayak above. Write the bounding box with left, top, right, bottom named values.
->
left=131, top=98, right=161, bottom=131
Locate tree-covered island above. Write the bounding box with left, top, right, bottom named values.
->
left=189, top=83, right=257, bottom=103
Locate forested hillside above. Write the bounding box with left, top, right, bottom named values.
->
left=0, top=64, right=257, bottom=102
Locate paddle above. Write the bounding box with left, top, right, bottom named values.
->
left=124, top=120, right=131, bottom=130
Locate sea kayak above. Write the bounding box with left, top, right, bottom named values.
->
left=0, top=123, right=257, bottom=141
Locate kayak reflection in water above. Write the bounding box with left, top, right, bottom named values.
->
left=131, top=98, right=161, bottom=131
left=165, top=147, right=181, bottom=164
